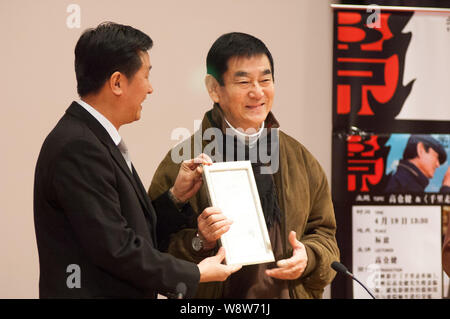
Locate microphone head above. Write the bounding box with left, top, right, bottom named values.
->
left=176, top=282, right=187, bottom=296
left=331, top=261, right=349, bottom=274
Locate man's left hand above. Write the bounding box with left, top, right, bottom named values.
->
left=265, top=231, right=307, bottom=280
left=171, top=153, right=212, bottom=203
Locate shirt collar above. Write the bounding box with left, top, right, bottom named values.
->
left=224, top=117, right=265, bottom=148
left=77, top=99, right=122, bottom=146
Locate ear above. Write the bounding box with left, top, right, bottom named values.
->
left=204, top=74, right=220, bottom=103
left=416, top=142, right=425, bottom=157
left=109, top=71, right=123, bottom=96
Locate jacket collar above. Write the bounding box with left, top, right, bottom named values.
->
left=76, top=99, right=121, bottom=146
left=398, top=159, right=429, bottom=189
left=66, top=101, right=117, bottom=148
left=66, top=102, right=132, bottom=182
left=65, top=101, right=155, bottom=219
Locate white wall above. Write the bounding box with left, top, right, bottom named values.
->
left=0, top=0, right=334, bottom=298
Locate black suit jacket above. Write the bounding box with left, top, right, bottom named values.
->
left=34, top=102, right=199, bottom=298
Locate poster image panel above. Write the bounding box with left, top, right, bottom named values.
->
left=343, top=133, right=450, bottom=194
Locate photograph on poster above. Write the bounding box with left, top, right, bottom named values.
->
left=384, top=134, right=450, bottom=194
left=344, top=133, right=450, bottom=195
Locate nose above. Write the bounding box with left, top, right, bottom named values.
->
left=147, top=81, right=153, bottom=94
left=248, top=82, right=264, bottom=99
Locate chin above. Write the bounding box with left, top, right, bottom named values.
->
left=241, top=121, right=263, bottom=131
left=136, top=109, right=142, bottom=120
left=248, top=114, right=267, bottom=126
left=427, top=172, right=435, bottom=179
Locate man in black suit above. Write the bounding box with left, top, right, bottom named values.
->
left=33, top=22, right=240, bottom=298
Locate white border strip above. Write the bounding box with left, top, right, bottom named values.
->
left=331, top=4, right=450, bottom=13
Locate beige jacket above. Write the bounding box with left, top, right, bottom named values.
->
left=149, top=107, right=340, bottom=298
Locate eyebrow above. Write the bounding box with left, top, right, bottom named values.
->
left=233, top=69, right=272, bottom=77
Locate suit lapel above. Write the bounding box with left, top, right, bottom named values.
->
left=66, top=102, right=156, bottom=226
left=132, top=166, right=155, bottom=213
left=108, top=144, right=152, bottom=209
left=132, top=166, right=157, bottom=242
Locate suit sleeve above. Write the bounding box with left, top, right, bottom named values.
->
left=51, top=138, right=200, bottom=297
left=149, top=152, right=214, bottom=263
left=152, top=191, right=196, bottom=252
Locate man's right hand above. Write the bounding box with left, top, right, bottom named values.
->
left=198, top=247, right=242, bottom=282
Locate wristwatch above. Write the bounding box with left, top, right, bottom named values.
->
left=192, top=233, right=204, bottom=252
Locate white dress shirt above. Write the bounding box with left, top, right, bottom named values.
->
left=77, top=99, right=122, bottom=146
left=77, top=100, right=132, bottom=172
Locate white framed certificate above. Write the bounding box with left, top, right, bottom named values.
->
left=202, top=160, right=275, bottom=266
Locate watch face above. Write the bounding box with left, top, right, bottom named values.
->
left=192, top=236, right=203, bottom=252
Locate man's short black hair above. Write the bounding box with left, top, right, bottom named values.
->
left=403, top=134, right=447, bottom=165
left=75, top=22, right=153, bottom=97
left=206, top=32, right=274, bottom=86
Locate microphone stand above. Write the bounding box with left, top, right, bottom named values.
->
left=331, top=261, right=377, bottom=299
left=349, top=274, right=377, bottom=299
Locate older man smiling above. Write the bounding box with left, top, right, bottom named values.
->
left=149, top=32, right=340, bottom=299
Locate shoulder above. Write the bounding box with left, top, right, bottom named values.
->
left=280, top=130, right=310, bottom=155
left=39, top=113, right=110, bottom=170
left=46, top=112, right=100, bottom=149
left=279, top=130, right=322, bottom=169
left=278, top=130, right=330, bottom=198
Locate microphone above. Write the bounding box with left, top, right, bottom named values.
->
left=331, top=261, right=376, bottom=299
left=176, top=282, right=187, bottom=299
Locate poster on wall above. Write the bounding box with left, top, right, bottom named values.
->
left=333, top=132, right=450, bottom=298
left=331, top=4, right=450, bottom=299
left=332, top=6, right=450, bottom=132
left=352, top=205, right=443, bottom=299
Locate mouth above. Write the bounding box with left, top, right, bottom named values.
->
left=246, top=103, right=265, bottom=110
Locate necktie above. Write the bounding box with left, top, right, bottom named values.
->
left=118, top=139, right=132, bottom=172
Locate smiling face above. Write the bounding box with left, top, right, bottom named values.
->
left=120, top=51, right=153, bottom=124
left=210, top=54, right=274, bottom=131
